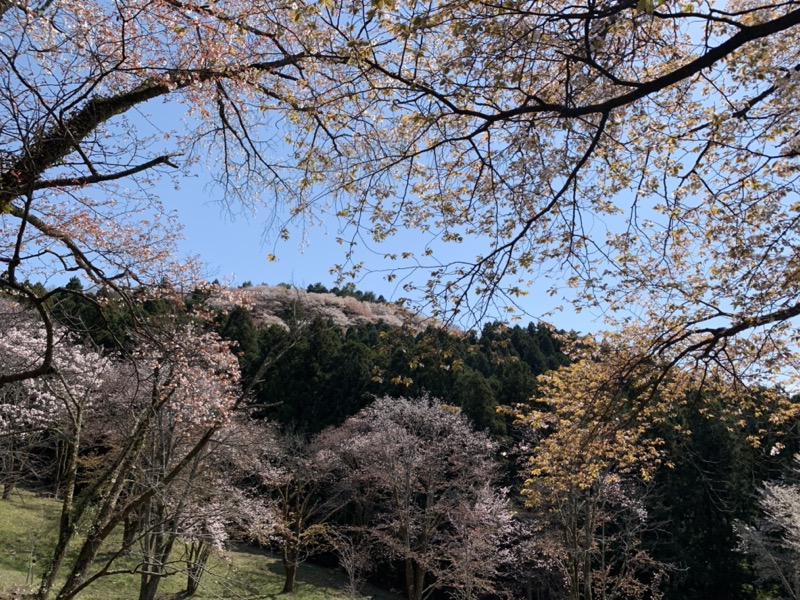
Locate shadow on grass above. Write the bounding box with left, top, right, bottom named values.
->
left=233, top=546, right=401, bottom=600
left=233, top=546, right=348, bottom=593
left=0, top=493, right=59, bottom=595
left=2, top=495, right=402, bottom=600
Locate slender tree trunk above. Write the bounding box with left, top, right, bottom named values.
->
left=38, top=524, right=74, bottom=600
left=583, top=501, right=595, bottom=600
left=138, top=519, right=178, bottom=600
left=583, top=557, right=592, bottom=600
left=413, top=562, right=425, bottom=600
left=53, top=438, right=66, bottom=498
left=52, top=463, right=143, bottom=598
left=282, top=562, right=298, bottom=594
left=123, top=510, right=140, bottom=554
left=185, top=541, right=211, bottom=596
left=3, top=441, right=15, bottom=499
left=404, top=557, right=415, bottom=600
left=139, top=527, right=178, bottom=600
left=38, top=420, right=82, bottom=600
left=139, top=533, right=178, bottom=600
left=50, top=386, right=164, bottom=600
left=139, top=572, right=161, bottom=600
left=400, top=512, right=419, bottom=600
left=402, top=557, right=425, bottom=600
left=282, top=544, right=298, bottom=594
left=52, top=440, right=60, bottom=498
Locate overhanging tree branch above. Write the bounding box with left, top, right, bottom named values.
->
left=0, top=53, right=315, bottom=213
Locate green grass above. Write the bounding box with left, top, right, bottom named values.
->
left=0, top=490, right=399, bottom=600
left=0, top=490, right=59, bottom=596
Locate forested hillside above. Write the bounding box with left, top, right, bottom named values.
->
left=217, top=284, right=566, bottom=434
left=3, top=284, right=800, bottom=600
left=216, top=287, right=800, bottom=600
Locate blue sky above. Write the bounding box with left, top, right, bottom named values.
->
left=140, top=99, right=602, bottom=333
left=168, top=186, right=603, bottom=333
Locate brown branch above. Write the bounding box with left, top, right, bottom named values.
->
left=7, top=204, right=127, bottom=284
left=364, top=8, right=800, bottom=123
left=0, top=53, right=312, bottom=213
left=32, top=155, right=180, bottom=190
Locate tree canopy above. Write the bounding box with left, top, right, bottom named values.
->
left=3, top=0, right=800, bottom=366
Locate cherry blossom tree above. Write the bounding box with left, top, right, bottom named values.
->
left=128, top=417, right=230, bottom=600
left=439, top=484, right=515, bottom=600
left=4, top=0, right=800, bottom=419
left=0, top=298, right=138, bottom=599
left=29, top=321, right=241, bottom=600
left=0, top=299, right=108, bottom=502
left=0, top=300, right=69, bottom=446
left=176, top=466, right=276, bottom=596
left=537, top=478, right=668, bottom=600
left=0, top=284, right=306, bottom=600
left=128, top=414, right=282, bottom=600
left=117, top=412, right=281, bottom=599
left=123, top=411, right=357, bottom=599
left=496, top=514, right=569, bottom=600
left=513, top=336, right=676, bottom=600
left=330, top=528, right=374, bottom=599
left=0, top=298, right=109, bottom=480
left=0, top=365, right=50, bottom=498
left=257, top=428, right=342, bottom=595
left=738, top=457, right=800, bottom=599
left=286, top=0, right=800, bottom=376
left=3, top=0, right=800, bottom=377
left=322, top=395, right=508, bottom=600
left=0, top=0, right=333, bottom=382
left=0, top=381, right=36, bottom=498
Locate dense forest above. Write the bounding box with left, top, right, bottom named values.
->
left=3, top=282, right=800, bottom=600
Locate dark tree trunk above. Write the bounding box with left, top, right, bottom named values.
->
left=139, top=571, right=161, bottom=600
left=122, top=511, right=140, bottom=554
left=185, top=541, right=211, bottom=596
left=136, top=507, right=178, bottom=600
left=282, top=564, right=297, bottom=594
left=38, top=434, right=81, bottom=600
left=3, top=445, right=15, bottom=499
left=282, top=547, right=298, bottom=594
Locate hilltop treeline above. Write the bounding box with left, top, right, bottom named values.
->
left=222, top=305, right=567, bottom=435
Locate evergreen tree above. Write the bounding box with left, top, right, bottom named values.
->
left=220, top=306, right=260, bottom=381
left=647, top=395, right=800, bottom=600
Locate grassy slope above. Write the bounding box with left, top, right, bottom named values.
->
left=0, top=491, right=398, bottom=600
